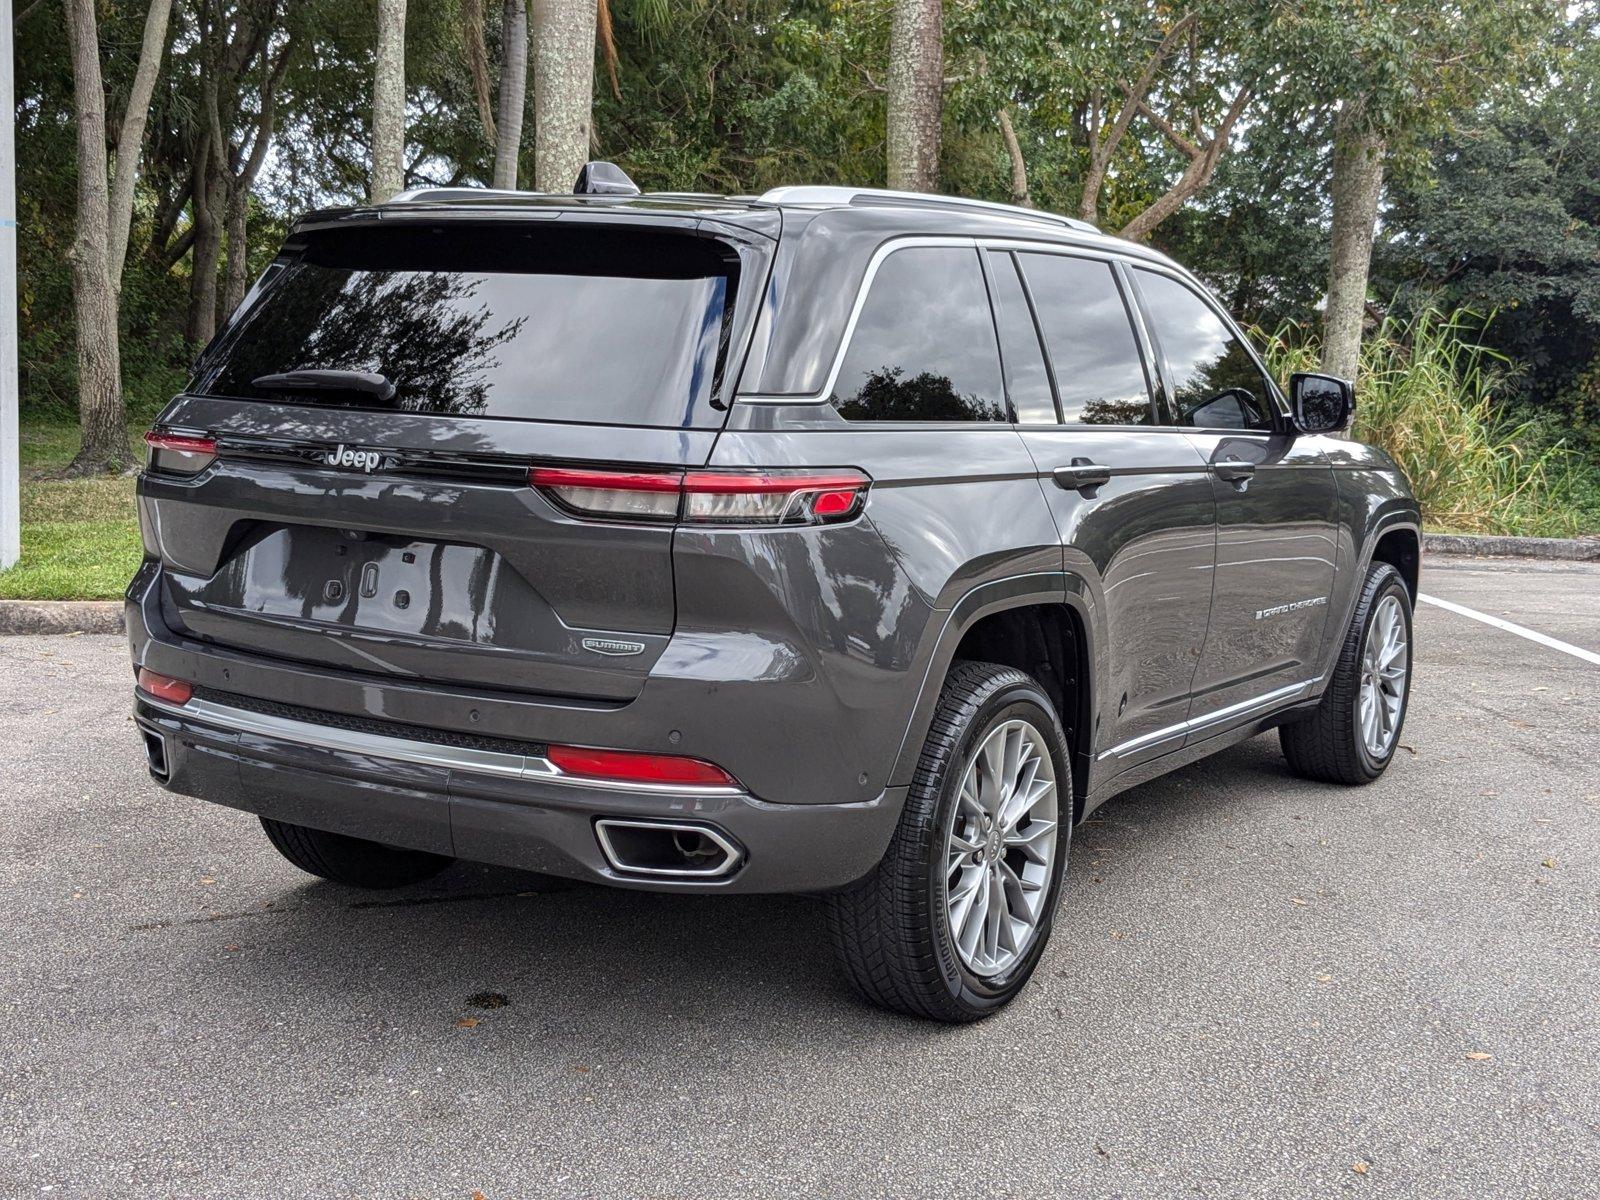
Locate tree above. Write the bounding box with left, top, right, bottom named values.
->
left=179, top=0, right=296, bottom=343
left=887, top=0, right=942, bottom=192
left=1289, top=0, right=1569, bottom=380
left=494, top=0, right=529, bottom=188
left=62, top=0, right=174, bottom=474
left=958, top=2, right=1263, bottom=241
left=371, top=0, right=407, bottom=202
left=531, top=0, right=596, bottom=191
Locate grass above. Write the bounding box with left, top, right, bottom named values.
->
left=0, top=421, right=143, bottom=601
left=1261, top=309, right=1599, bottom=538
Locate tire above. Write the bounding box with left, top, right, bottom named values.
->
left=824, top=661, right=1073, bottom=1022
left=259, top=817, right=453, bottom=888
left=1281, top=562, right=1414, bottom=784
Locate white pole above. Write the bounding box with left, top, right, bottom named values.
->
left=1, top=0, right=21, bottom=570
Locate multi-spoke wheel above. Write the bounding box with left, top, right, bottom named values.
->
left=1358, top=594, right=1409, bottom=759
left=945, top=719, right=1059, bottom=977
left=1282, top=562, right=1414, bottom=784
left=825, top=662, right=1072, bottom=1022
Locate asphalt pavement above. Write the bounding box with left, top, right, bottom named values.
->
left=2, top=556, right=1596, bottom=1199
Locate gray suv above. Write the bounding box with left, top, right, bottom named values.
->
left=128, top=169, right=1420, bottom=1021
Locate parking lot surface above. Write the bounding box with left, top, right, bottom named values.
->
left=2, top=556, right=1597, bottom=1199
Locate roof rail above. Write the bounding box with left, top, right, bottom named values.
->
left=385, top=186, right=539, bottom=204
left=755, top=186, right=1100, bottom=233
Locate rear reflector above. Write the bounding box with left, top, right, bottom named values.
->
left=137, top=668, right=193, bottom=706
left=530, top=466, right=869, bottom=526
left=547, top=744, right=738, bottom=788
left=144, top=429, right=218, bottom=475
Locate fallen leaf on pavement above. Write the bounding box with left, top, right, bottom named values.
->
left=198, top=876, right=216, bottom=885
left=1466, top=1051, right=1493, bottom=1061
left=455, top=1016, right=479, bottom=1029
left=1352, top=1162, right=1369, bottom=1176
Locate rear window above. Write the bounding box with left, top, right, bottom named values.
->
left=190, top=225, right=739, bottom=428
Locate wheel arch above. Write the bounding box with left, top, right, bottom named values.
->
left=888, top=573, right=1098, bottom=823
left=1371, top=524, right=1421, bottom=601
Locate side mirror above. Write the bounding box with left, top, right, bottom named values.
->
left=1289, top=372, right=1353, bottom=435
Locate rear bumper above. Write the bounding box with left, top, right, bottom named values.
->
left=134, top=692, right=903, bottom=894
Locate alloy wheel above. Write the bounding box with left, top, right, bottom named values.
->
left=1359, top=594, right=1409, bottom=759
left=944, top=718, right=1059, bottom=976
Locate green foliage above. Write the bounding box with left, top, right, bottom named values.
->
left=0, top=424, right=143, bottom=601
left=1262, top=311, right=1598, bottom=536
left=1379, top=13, right=1600, bottom=466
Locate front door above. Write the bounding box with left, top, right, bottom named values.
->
left=1126, top=267, right=1339, bottom=734
left=986, top=249, right=1218, bottom=774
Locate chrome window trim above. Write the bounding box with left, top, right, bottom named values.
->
left=138, top=692, right=746, bottom=797
left=736, top=235, right=979, bottom=407
left=735, top=236, right=1176, bottom=409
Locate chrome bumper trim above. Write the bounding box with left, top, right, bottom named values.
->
left=136, top=691, right=745, bottom=796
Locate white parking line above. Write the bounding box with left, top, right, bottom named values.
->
left=1418, top=593, right=1600, bottom=667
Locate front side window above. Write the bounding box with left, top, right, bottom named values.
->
left=1017, top=253, right=1153, bottom=426
left=831, top=246, right=1007, bottom=422
left=1133, top=269, right=1276, bottom=431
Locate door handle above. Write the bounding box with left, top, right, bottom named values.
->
left=1212, top=457, right=1256, bottom=485
left=1053, top=459, right=1112, bottom=495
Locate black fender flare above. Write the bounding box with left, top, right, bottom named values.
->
left=886, top=570, right=1101, bottom=809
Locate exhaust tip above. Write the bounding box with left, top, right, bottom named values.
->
left=142, top=730, right=170, bottom=779
left=594, top=819, right=743, bottom=879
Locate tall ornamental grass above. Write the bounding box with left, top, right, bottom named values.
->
left=1260, top=310, right=1589, bottom=537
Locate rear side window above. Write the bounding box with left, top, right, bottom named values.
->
left=985, top=251, right=1056, bottom=424
left=830, top=246, right=1006, bottom=421
left=1017, top=253, right=1153, bottom=426
left=1133, top=269, right=1276, bottom=431
left=191, top=225, right=739, bottom=428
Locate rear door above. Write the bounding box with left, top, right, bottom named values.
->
left=140, top=218, right=763, bottom=701
left=1125, top=266, right=1339, bottom=730
left=995, top=248, right=1218, bottom=772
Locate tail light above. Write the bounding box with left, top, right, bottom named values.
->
left=547, top=744, right=739, bottom=788
left=144, top=430, right=218, bottom=475
left=137, top=668, right=193, bottom=705
left=530, top=466, right=870, bottom=526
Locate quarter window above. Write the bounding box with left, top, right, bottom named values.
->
left=831, top=246, right=1007, bottom=422
left=1017, top=253, right=1153, bottom=426
left=1133, top=269, right=1275, bottom=431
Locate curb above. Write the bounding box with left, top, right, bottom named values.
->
left=0, top=600, right=125, bottom=636
left=1423, top=533, right=1600, bottom=562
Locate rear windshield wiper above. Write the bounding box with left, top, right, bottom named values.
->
left=251, top=369, right=398, bottom=405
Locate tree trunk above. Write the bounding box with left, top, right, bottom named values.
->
left=1322, top=106, right=1386, bottom=382
left=530, top=0, right=595, bottom=192
left=886, top=0, right=941, bottom=192
left=997, top=109, right=1030, bottom=207
left=463, top=0, right=497, bottom=146
left=221, top=196, right=251, bottom=324
left=371, top=0, right=407, bottom=202
left=186, top=145, right=225, bottom=346
left=494, top=0, right=529, bottom=188
left=219, top=40, right=291, bottom=322
left=63, top=0, right=129, bottom=474
left=107, top=0, right=174, bottom=296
